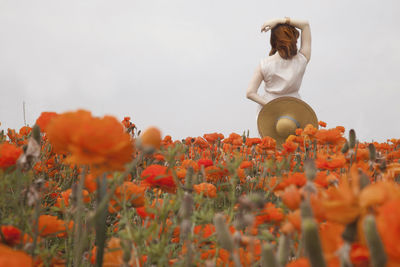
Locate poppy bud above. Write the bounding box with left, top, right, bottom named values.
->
left=342, top=220, right=358, bottom=243
left=261, top=243, right=278, bottom=267
left=184, top=167, right=194, bottom=190
left=363, top=215, right=387, bottom=267
left=304, top=158, right=316, bottom=181
left=341, top=141, right=349, bottom=153
left=368, top=143, right=376, bottom=161
left=121, top=239, right=132, bottom=264
left=179, top=193, right=193, bottom=220
left=233, top=231, right=242, bottom=246
left=277, top=234, right=291, bottom=266
left=249, top=193, right=266, bottom=210
left=349, top=129, right=356, bottom=149
left=32, top=124, right=41, bottom=144
left=180, top=219, right=192, bottom=241
left=238, top=195, right=253, bottom=211
left=136, top=127, right=162, bottom=152
left=302, top=218, right=326, bottom=267
left=213, top=214, right=234, bottom=253
left=359, top=170, right=370, bottom=190
left=300, top=197, right=314, bottom=219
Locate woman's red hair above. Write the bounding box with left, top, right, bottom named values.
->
left=269, top=24, right=300, bottom=60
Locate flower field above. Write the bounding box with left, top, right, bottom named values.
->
left=1, top=110, right=400, bottom=267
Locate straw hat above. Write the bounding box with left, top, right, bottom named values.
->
left=257, top=97, right=318, bottom=145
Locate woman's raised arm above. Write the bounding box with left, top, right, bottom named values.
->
left=287, top=18, right=311, bottom=62
left=246, top=64, right=268, bottom=106
left=261, top=18, right=311, bottom=62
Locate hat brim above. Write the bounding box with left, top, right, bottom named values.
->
left=257, top=97, right=318, bottom=145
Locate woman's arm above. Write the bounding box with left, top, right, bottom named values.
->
left=246, top=64, right=267, bottom=106
left=288, top=18, right=311, bottom=62
left=261, top=18, right=311, bottom=62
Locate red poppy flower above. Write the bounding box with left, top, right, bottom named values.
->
left=141, top=164, right=176, bottom=193
left=0, top=225, right=22, bottom=246
left=198, top=158, right=214, bottom=168
left=0, top=143, right=22, bottom=170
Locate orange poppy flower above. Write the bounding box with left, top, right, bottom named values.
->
left=384, top=163, right=400, bottom=180
left=353, top=148, right=370, bottom=162
left=245, top=137, right=262, bottom=147
left=286, top=258, right=310, bottom=267
left=197, top=247, right=230, bottom=265
left=256, top=136, right=276, bottom=151
left=19, top=126, right=32, bottom=137
left=285, top=172, right=307, bottom=188
left=309, top=192, right=327, bottom=222
left=194, top=224, right=216, bottom=240
left=321, top=173, right=360, bottom=225
left=376, top=199, right=400, bottom=264
left=281, top=185, right=301, bottom=210
left=319, top=221, right=344, bottom=263
left=161, top=135, right=173, bottom=148
left=204, top=165, right=229, bottom=183
left=237, top=167, right=246, bottom=183
left=135, top=199, right=165, bottom=220
left=239, top=160, right=253, bottom=169
left=37, top=215, right=72, bottom=237
left=114, top=182, right=146, bottom=207
left=335, top=126, right=345, bottom=133
left=223, top=133, right=242, bottom=143
left=84, top=173, right=100, bottom=193
left=138, top=126, right=162, bottom=150
left=46, top=110, right=134, bottom=174
left=175, top=167, right=187, bottom=180
left=121, top=117, right=135, bottom=132
left=313, top=171, right=338, bottom=188
left=203, top=133, right=224, bottom=144
left=55, top=188, right=90, bottom=208
left=282, top=139, right=298, bottom=153
left=254, top=202, right=284, bottom=226
left=153, top=153, right=165, bottom=161
left=91, top=237, right=141, bottom=267
left=0, top=244, right=33, bottom=266
left=318, top=121, right=327, bottom=128
left=193, top=137, right=209, bottom=149
left=316, top=153, right=346, bottom=171
left=315, top=128, right=345, bottom=145
left=0, top=142, right=23, bottom=170
left=35, top=112, right=58, bottom=133
left=287, top=209, right=301, bottom=231
left=302, top=124, right=318, bottom=137
left=387, top=150, right=400, bottom=161
left=271, top=173, right=307, bottom=191
left=6, top=129, right=18, bottom=143
left=193, top=183, right=217, bottom=198
left=359, top=181, right=400, bottom=210
left=181, top=159, right=199, bottom=172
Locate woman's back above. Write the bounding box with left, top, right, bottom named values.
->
left=260, top=52, right=308, bottom=103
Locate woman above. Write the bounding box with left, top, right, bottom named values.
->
left=246, top=17, right=311, bottom=116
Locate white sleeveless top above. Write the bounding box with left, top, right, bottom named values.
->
left=257, top=52, right=308, bottom=115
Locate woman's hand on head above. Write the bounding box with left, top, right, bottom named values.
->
left=261, top=18, right=284, bottom=33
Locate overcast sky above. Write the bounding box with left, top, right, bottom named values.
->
left=0, top=0, right=399, bottom=142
